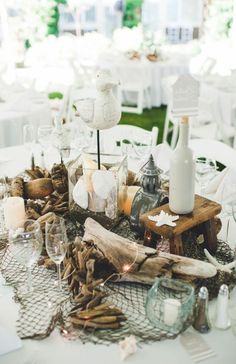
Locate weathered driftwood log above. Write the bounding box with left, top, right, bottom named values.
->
left=24, top=178, right=54, bottom=199
left=83, top=218, right=217, bottom=284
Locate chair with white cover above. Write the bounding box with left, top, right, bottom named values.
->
left=116, top=60, right=152, bottom=114
left=189, top=138, right=236, bottom=169
left=100, top=124, right=158, bottom=154
left=210, top=96, right=236, bottom=148
left=199, top=58, right=216, bottom=78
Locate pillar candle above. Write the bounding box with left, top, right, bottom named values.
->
left=3, top=197, right=26, bottom=229
left=163, top=298, right=181, bottom=326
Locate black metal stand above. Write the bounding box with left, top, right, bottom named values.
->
left=97, top=130, right=101, bottom=170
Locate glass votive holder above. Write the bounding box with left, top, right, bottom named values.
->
left=68, top=152, right=127, bottom=220
left=145, top=277, right=195, bottom=335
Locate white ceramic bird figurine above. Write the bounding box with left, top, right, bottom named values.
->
left=74, top=69, right=121, bottom=130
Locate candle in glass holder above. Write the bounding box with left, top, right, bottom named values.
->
left=3, top=197, right=26, bottom=229
left=163, top=298, right=181, bottom=326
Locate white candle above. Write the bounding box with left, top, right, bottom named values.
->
left=163, top=298, right=181, bottom=326
left=3, top=197, right=26, bottom=229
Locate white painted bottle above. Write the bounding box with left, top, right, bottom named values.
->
left=169, top=116, right=195, bottom=214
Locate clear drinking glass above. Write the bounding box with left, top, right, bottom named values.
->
left=195, top=158, right=217, bottom=195
left=8, top=219, right=43, bottom=294
left=45, top=217, right=67, bottom=291
left=37, top=125, right=53, bottom=150
left=23, top=124, right=35, bottom=151
left=0, top=177, right=8, bottom=237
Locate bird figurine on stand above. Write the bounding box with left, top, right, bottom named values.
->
left=74, top=68, right=121, bottom=169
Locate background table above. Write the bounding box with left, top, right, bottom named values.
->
left=0, top=89, right=51, bottom=148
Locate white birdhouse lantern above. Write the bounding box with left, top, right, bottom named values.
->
left=171, top=75, right=200, bottom=117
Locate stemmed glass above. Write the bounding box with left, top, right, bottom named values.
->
left=23, top=124, right=35, bottom=166
left=195, top=158, right=217, bottom=195
left=45, top=217, right=67, bottom=291
left=220, top=183, right=236, bottom=244
left=23, top=124, right=35, bottom=151
left=8, top=219, right=43, bottom=294
left=132, top=134, right=152, bottom=159
left=37, top=125, right=53, bottom=150
left=0, top=177, right=8, bottom=237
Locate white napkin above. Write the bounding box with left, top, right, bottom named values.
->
left=204, top=167, right=236, bottom=203
left=0, top=326, right=22, bottom=356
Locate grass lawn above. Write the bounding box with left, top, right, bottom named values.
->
left=119, top=106, right=167, bottom=144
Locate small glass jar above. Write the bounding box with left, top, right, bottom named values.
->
left=146, top=277, right=195, bottom=335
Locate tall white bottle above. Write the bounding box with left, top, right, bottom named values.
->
left=169, top=116, right=195, bottom=214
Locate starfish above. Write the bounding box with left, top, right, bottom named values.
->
left=148, top=210, right=179, bottom=227
left=204, top=249, right=235, bottom=273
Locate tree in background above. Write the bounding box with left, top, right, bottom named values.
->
left=47, top=0, right=67, bottom=36
left=123, top=0, right=143, bottom=28
left=203, top=0, right=233, bottom=40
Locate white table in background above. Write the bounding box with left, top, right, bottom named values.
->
left=0, top=90, right=52, bottom=148
left=200, top=80, right=236, bottom=126
left=0, top=144, right=236, bottom=364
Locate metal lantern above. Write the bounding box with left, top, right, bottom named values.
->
left=130, top=154, right=168, bottom=235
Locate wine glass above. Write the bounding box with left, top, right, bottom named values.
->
left=45, top=217, right=67, bottom=291
left=37, top=125, right=53, bottom=150
left=132, top=134, right=152, bottom=159
left=8, top=219, right=43, bottom=294
left=23, top=124, right=35, bottom=167
left=195, top=158, right=217, bottom=195
left=23, top=124, right=35, bottom=151
left=0, top=177, right=8, bottom=237
left=220, top=183, right=236, bottom=244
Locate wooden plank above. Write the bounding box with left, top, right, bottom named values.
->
left=140, top=195, right=221, bottom=239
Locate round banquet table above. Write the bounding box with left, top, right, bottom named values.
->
left=0, top=145, right=236, bottom=364
left=0, top=89, right=52, bottom=148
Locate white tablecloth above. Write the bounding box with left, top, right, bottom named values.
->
left=0, top=90, right=52, bottom=148
left=0, top=145, right=236, bottom=364
left=200, top=81, right=236, bottom=126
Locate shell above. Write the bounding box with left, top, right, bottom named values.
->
left=73, top=177, right=88, bottom=209
left=92, top=170, right=116, bottom=199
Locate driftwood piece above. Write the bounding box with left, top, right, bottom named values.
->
left=51, top=163, right=68, bottom=193
left=24, top=178, right=54, bottom=199
left=11, top=177, right=24, bottom=197
left=83, top=218, right=217, bottom=284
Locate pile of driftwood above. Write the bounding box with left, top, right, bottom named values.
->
left=10, top=163, right=68, bottom=217
left=59, top=217, right=218, bottom=330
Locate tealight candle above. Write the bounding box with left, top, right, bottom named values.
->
left=163, top=298, right=181, bottom=326
left=3, top=197, right=26, bottom=229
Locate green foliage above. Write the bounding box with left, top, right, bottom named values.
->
left=119, top=106, right=166, bottom=144
left=204, top=0, right=234, bottom=40
left=48, top=91, right=63, bottom=100
left=47, top=0, right=67, bottom=36
left=123, top=0, right=143, bottom=28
